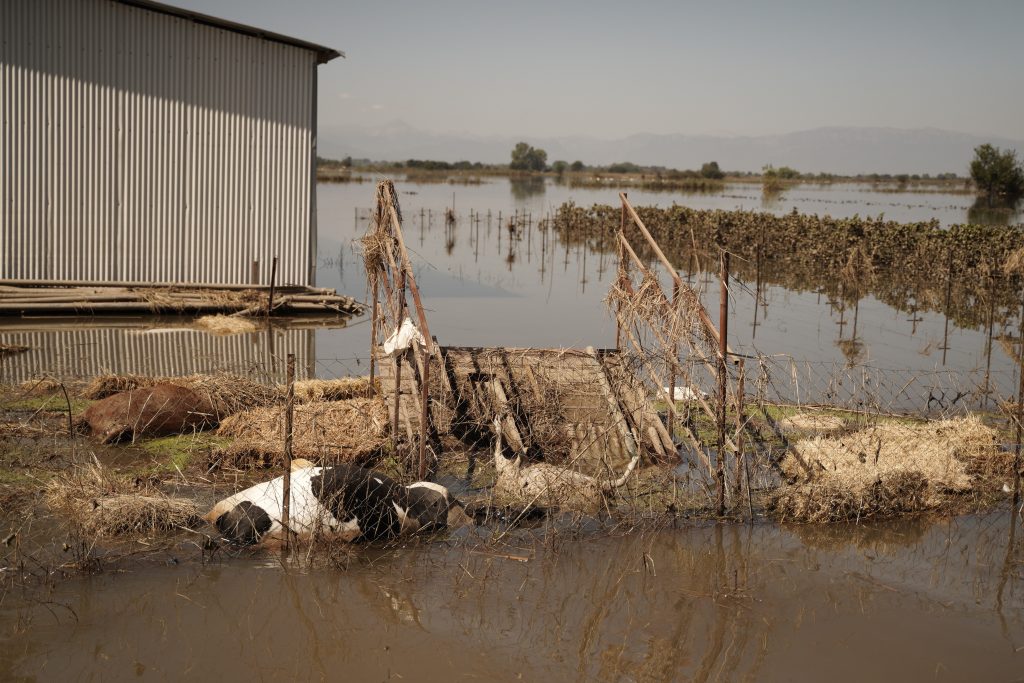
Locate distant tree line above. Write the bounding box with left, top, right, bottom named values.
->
left=317, top=147, right=981, bottom=185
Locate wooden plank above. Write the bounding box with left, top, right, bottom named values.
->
left=585, top=346, right=639, bottom=459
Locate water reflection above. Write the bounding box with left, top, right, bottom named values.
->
left=1, top=511, right=1020, bottom=681
left=0, top=319, right=318, bottom=384
left=968, top=196, right=1023, bottom=226
left=509, top=176, right=546, bottom=201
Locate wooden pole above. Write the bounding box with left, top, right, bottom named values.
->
left=369, top=278, right=379, bottom=397
left=733, top=358, right=745, bottom=502
left=282, top=353, right=295, bottom=551
left=668, top=279, right=680, bottom=437
left=941, top=246, right=954, bottom=365
left=268, top=256, right=278, bottom=317
left=617, top=194, right=627, bottom=351
left=419, top=352, right=430, bottom=479
left=619, top=193, right=732, bottom=358
left=1015, top=295, right=1024, bottom=508
left=716, top=251, right=730, bottom=516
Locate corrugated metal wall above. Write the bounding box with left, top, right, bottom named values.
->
left=1, top=0, right=317, bottom=285
left=1, top=326, right=314, bottom=384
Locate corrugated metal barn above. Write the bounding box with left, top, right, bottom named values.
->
left=1, top=0, right=341, bottom=286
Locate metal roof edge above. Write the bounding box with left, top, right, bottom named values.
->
left=111, top=0, right=344, bottom=63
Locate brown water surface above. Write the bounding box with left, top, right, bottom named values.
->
left=2, top=511, right=1021, bottom=681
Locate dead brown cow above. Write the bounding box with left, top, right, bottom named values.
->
left=77, top=383, right=217, bottom=443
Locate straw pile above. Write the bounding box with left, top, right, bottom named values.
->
left=193, top=314, right=259, bottom=335
left=82, top=373, right=278, bottom=417
left=291, top=376, right=376, bottom=403
left=44, top=464, right=200, bottom=537
left=778, top=412, right=848, bottom=435
left=772, top=415, right=1006, bottom=522
left=215, top=397, right=389, bottom=467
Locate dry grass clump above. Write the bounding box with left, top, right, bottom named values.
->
left=82, top=374, right=146, bottom=399
left=217, top=397, right=389, bottom=464
left=1, top=343, right=29, bottom=356
left=778, top=412, right=847, bottom=434
left=193, top=314, right=259, bottom=335
left=44, top=464, right=200, bottom=537
left=291, top=376, right=376, bottom=403
left=204, top=441, right=282, bottom=471
left=82, top=373, right=278, bottom=416
left=772, top=415, right=1005, bottom=522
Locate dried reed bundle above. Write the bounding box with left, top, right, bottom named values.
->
left=1004, top=245, right=1024, bottom=277
left=44, top=464, right=200, bottom=537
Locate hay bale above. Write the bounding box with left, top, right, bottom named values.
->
left=45, top=465, right=200, bottom=537
left=773, top=415, right=1003, bottom=522
left=194, top=315, right=259, bottom=335
left=179, top=373, right=278, bottom=417
left=292, top=376, right=375, bottom=403
left=205, top=441, right=282, bottom=471
left=217, top=397, right=389, bottom=464
left=778, top=412, right=847, bottom=434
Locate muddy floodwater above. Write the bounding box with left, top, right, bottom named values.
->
left=2, top=511, right=1021, bottom=681
left=2, top=178, right=1021, bottom=402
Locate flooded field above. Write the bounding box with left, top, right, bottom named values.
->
left=3, top=178, right=1021, bottom=400
left=1, top=510, right=1021, bottom=681
left=2, top=177, right=1023, bottom=681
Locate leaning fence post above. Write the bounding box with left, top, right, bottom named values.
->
left=733, top=359, right=745, bottom=507
left=282, top=353, right=295, bottom=551
left=419, top=349, right=430, bottom=479
left=369, top=278, right=379, bottom=397
left=268, top=256, right=279, bottom=317
left=716, top=251, right=730, bottom=516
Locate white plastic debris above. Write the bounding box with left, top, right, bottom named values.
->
left=663, top=385, right=707, bottom=401
left=383, top=317, right=427, bottom=356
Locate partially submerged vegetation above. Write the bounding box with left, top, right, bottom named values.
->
left=0, top=356, right=1018, bottom=582
left=555, top=202, right=1024, bottom=329
left=772, top=416, right=1010, bottom=522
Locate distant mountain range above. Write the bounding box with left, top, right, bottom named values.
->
left=317, top=122, right=1023, bottom=176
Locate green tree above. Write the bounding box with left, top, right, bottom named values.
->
left=970, top=144, right=1024, bottom=206
left=510, top=142, right=548, bottom=172
left=551, top=160, right=569, bottom=176
left=570, top=160, right=585, bottom=172
left=700, top=161, right=724, bottom=179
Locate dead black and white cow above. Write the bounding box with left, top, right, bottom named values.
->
left=205, top=459, right=473, bottom=546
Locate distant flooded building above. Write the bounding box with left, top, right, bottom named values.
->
left=1, top=0, right=341, bottom=286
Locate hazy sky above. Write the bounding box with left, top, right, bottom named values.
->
left=170, top=0, right=1024, bottom=140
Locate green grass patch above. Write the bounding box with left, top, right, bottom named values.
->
left=1, top=394, right=91, bottom=413
left=139, top=433, right=231, bottom=474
